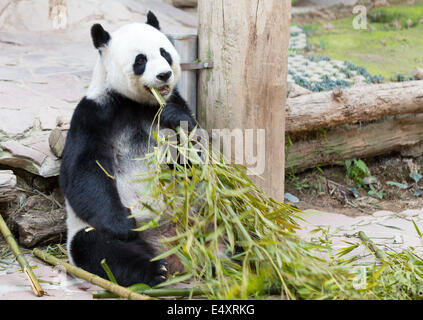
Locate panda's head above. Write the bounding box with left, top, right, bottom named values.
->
left=89, top=11, right=181, bottom=104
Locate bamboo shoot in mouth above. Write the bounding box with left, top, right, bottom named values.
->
left=149, top=87, right=168, bottom=105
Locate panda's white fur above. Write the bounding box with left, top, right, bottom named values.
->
left=59, top=12, right=196, bottom=286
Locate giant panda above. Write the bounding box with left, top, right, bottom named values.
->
left=59, top=12, right=197, bottom=287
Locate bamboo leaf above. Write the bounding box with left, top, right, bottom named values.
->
left=412, top=219, right=423, bottom=239
left=150, top=246, right=181, bottom=262
left=101, top=259, right=118, bottom=284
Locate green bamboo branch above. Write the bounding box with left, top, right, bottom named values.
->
left=32, top=248, right=150, bottom=300
left=0, top=214, right=44, bottom=297
left=93, top=287, right=206, bottom=299
left=358, top=231, right=388, bottom=262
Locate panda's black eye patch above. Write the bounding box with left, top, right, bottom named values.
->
left=133, top=54, right=147, bottom=75
left=160, top=48, right=173, bottom=66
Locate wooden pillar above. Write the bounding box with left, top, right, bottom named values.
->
left=168, top=34, right=198, bottom=116
left=197, top=0, right=290, bottom=201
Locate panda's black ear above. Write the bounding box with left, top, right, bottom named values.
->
left=91, top=24, right=111, bottom=49
left=146, top=11, right=161, bottom=30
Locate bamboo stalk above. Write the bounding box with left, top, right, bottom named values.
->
left=358, top=231, right=388, bottom=262
left=0, top=214, right=44, bottom=297
left=93, top=285, right=282, bottom=299
left=32, top=248, right=150, bottom=300
left=93, top=288, right=205, bottom=299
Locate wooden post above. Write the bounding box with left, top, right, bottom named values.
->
left=168, top=34, right=198, bottom=116
left=197, top=0, right=290, bottom=201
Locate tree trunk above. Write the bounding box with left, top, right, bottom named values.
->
left=198, top=0, right=290, bottom=201
left=286, top=114, right=423, bottom=172
left=0, top=170, right=16, bottom=203
left=286, top=80, right=423, bottom=132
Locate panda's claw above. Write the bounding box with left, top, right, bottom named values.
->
left=145, top=261, right=168, bottom=287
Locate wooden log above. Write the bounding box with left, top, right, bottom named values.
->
left=0, top=170, right=16, bottom=203
left=12, top=207, right=66, bottom=248
left=198, top=0, right=291, bottom=201
left=286, top=80, right=423, bottom=132
left=286, top=114, right=423, bottom=172
left=6, top=195, right=66, bottom=248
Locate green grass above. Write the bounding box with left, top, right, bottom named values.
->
left=307, top=2, right=423, bottom=79
left=369, top=4, right=423, bottom=27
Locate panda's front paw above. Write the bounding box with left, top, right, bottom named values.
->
left=145, top=259, right=168, bottom=287
left=161, top=105, right=198, bottom=132
left=173, top=115, right=198, bottom=135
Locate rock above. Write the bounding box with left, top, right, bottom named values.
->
left=0, top=108, right=35, bottom=139
left=49, top=129, right=66, bottom=159
left=0, top=170, right=17, bottom=203
left=0, top=139, right=61, bottom=178
left=413, top=67, right=423, bottom=80
left=284, top=193, right=299, bottom=203
left=172, top=0, right=197, bottom=8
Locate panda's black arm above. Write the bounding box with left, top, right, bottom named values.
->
left=160, top=103, right=198, bottom=131
left=61, top=148, right=137, bottom=241
left=158, top=90, right=198, bottom=131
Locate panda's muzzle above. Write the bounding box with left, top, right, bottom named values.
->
left=157, top=71, right=172, bottom=82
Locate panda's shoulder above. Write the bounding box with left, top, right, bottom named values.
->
left=70, top=96, right=115, bottom=129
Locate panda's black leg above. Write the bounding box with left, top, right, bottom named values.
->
left=70, top=229, right=168, bottom=287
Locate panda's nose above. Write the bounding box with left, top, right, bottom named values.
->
left=156, top=71, right=172, bottom=82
